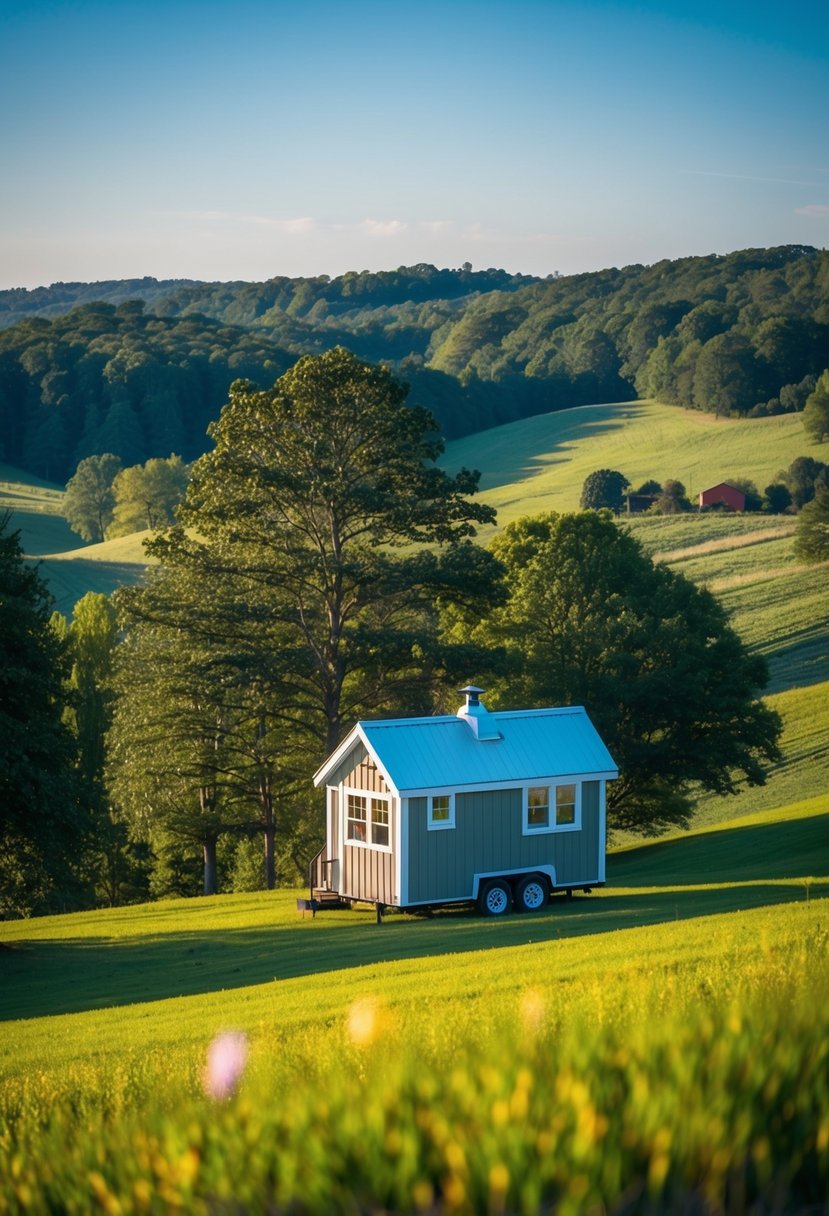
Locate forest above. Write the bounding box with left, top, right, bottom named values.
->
left=1, top=246, right=827, bottom=483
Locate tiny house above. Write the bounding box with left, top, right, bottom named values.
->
left=310, top=687, right=618, bottom=916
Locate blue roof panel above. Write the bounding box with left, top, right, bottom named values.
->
left=358, top=706, right=617, bottom=794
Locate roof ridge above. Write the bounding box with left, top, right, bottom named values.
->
left=359, top=705, right=585, bottom=729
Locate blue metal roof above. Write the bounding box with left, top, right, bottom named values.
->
left=348, top=705, right=618, bottom=794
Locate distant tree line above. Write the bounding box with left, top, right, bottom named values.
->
left=1, top=351, right=784, bottom=917
left=1, top=249, right=827, bottom=484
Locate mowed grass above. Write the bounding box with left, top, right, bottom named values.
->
left=690, top=682, right=829, bottom=827
left=444, top=398, right=824, bottom=526
left=2, top=880, right=828, bottom=1211
left=625, top=511, right=829, bottom=695
left=2, top=795, right=826, bottom=1033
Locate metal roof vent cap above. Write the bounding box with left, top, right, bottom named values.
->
left=457, top=685, right=502, bottom=741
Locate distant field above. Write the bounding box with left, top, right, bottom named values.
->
left=444, top=399, right=823, bottom=525
left=1, top=465, right=151, bottom=615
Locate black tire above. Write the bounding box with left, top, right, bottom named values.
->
left=515, top=874, right=549, bottom=912
left=477, top=878, right=513, bottom=917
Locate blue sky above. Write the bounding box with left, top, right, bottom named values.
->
left=1, top=0, right=827, bottom=288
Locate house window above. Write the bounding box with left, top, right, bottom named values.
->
left=347, top=794, right=367, bottom=842
left=346, top=791, right=392, bottom=850
left=527, top=787, right=550, bottom=829
left=428, top=793, right=455, bottom=830
left=371, top=797, right=389, bottom=847
left=555, top=783, right=576, bottom=826
left=523, top=783, right=580, bottom=834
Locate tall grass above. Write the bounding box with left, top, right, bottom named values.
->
left=2, top=902, right=827, bottom=1214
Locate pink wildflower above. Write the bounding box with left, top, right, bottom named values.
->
left=203, top=1031, right=248, bottom=1100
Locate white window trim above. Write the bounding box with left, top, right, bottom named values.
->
left=427, top=792, right=456, bottom=831
left=521, top=781, right=582, bottom=836
left=344, top=788, right=393, bottom=853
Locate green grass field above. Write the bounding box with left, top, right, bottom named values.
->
left=444, top=398, right=824, bottom=526
left=1, top=465, right=151, bottom=616
left=2, top=798, right=827, bottom=1212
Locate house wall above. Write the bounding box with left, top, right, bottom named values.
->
left=326, top=741, right=397, bottom=904
left=342, top=843, right=397, bottom=906
left=406, top=781, right=602, bottom=905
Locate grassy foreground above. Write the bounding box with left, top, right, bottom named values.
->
left=2, top=797, right=828, bottom=1213
left=1, top=902, right=827, bottom=1214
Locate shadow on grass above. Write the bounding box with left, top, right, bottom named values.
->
left=607, top=812, right=829, bottom=888
left=2, top=875, right=825, bottom=1023
left=466, top=402, right=647, bottom=493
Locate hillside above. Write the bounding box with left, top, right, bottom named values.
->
left=2, top=246, right=826, bottom=484
left=444, top=398, right=826, bottom=526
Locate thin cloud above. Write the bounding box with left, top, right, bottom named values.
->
left=362, top=218, right=408, bottom=237
left=795, top=204, right=829, bottom=218
left=418, top=219, right=453, bottom=235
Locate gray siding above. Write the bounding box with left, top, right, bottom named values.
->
left=406, top=781, right=601, bottom=904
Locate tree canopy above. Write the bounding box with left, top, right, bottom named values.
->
left=63, top=453, right=122, bottom=542
left=2, top=247, right=828, bottom=483
left=0, top=513, right=85, bottom=915
left=803, top=370, right=829, bottom=444
left=793, top=484, right=829, bottom=564
left=463, top=511, right=782, bottom=834
left=108, top=454, right=189, bottom=536
left=580, top=469, right=629, bottom=512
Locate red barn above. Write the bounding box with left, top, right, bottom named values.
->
left=698, top=482, right=746, bottom=512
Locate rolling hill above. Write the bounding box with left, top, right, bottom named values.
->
left=443, top=397, right=824, bottom=526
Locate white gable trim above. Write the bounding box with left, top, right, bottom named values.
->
left=313, top=723, right=401, bottom=798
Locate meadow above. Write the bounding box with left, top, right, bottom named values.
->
left=2, top=837, right=827, bottom=1212
left=2, top=400, right=828, bottom=1212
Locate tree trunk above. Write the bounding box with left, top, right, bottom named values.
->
left=263, top=824, right=276, bottom=890
left=203, top=837, right=218, bottom=895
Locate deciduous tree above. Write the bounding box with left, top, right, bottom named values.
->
left=579, top=469, right=629, bottom=513
left=62, top=453, right=122, bottom=542
left=467, top=511, right=782, bottom=835
left=108, top=454, right=189, bottom=537
left=157, top=347, right=500, bottom=757
left=793, top=483, right=829, bottom=563
left=803, top=370, right=829, bottom=444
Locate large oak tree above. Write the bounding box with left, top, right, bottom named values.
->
left=464, top=511, right=782, bottom=834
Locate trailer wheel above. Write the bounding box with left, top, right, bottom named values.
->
left=516, top=874, right=549, bottom=912
left=477, top=878, right=512, bottom=917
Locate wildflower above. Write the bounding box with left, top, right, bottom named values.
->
left=347, top=997, right=382, bottom=1046
left=202, top=1031, right=248, bottom=1100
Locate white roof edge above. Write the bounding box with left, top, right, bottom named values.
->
left=313, top=723, right=401, bottom=798
left=399, top=769, right=619, bottom=797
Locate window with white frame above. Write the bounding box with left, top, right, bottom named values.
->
left=347, top=793, right=367, bottom=842
left=428, top=792, right=455, bottom=830
left=523, top=782, right=580, bottom=833
left=371, top=797, right=389, bottom=846
left=346, top=791, right=391, bottom=849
